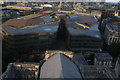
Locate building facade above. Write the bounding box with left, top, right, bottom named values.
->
left=104, top=18, right=120, bottom=45
left=65, top=15, right=103, bottom=52
left=1, top=50, right=115, bottom=79
left=115, top=57, right=120, bottom=78
left=2, top=14, right=59, bottom=53
left=99, top=9, right=120, bottom=34
left=94, top=53, right=113, bottom=67
left=1, top=62, right=39, bottom=79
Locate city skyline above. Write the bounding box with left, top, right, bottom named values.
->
left=1, top=1, right=120, bottom=79
left=0, top=0, right=120, bottom=2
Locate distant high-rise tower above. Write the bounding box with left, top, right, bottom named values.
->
left=58, top=0, right=63, bottom=12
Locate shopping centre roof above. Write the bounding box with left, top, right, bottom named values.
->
left=66, top=15, right=101, bottom=39
left=3, top=14, right=44, bottom=27
left=2, top=23, right=59, bottom=35
left=2, top=14, right=59, bottom=35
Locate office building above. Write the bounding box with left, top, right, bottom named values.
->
left=89, top=8, right=120, bottom=34
left=1, top=50, right=115, bottom=79
left=104, top=23, right=120, bottom=45
left=79, top=65, right=113, bottom=79
left=99, top=9, right=120, bottom=33
left=104, top=19, right=120, bottom=45
left=1, top=62, right=39, bottom=79
left=94, top=53, right=113, bottom=67
left=65, top=15, right=103, bottom=52
left=90, top=8, right=120, bottom=45
left=2, top=14, right=60, bottom=53
left=115, top=56, right=120, bottom=78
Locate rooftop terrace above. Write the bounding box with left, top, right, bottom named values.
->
left=66, top=15, right=101, bottom=39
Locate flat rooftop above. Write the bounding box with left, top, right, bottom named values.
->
left=95, top=53, right=113, bottom=61
left=1, top=62, right=39, bottom=79
left=2, top=14, right=59, bottom=35
left=80, top=65, right=112, bottom=79
left=107, top=22, right=120, bottom=32
left=66, top=15, right=101, bottom=39
left=2, top=23, right=59, bottom=35
left=3, top=14, right=44, bottom=27
left=89, top=7, right=120, bottom=12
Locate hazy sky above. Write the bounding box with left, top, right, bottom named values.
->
left=106, top=0, right=119, bottom=2
left=1, top=0, right=120, bottom=2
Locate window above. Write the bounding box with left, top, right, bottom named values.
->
left=109, top=38, right=112, bottom=42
